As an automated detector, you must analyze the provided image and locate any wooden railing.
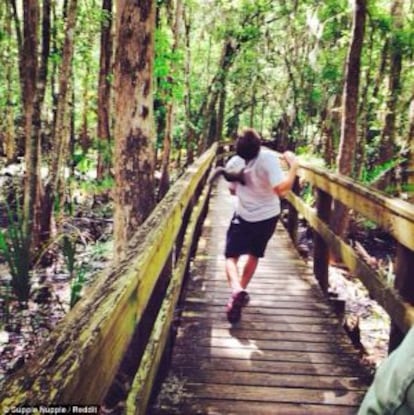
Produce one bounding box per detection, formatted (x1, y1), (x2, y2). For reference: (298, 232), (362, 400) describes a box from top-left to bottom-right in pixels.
(285, 159), (414, 351)
(2, 143), (413, 413)
(0, 144), (217, 414)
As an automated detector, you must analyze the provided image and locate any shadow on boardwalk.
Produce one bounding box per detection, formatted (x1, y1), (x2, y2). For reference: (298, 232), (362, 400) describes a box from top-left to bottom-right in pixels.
(149, 178), (371, 415)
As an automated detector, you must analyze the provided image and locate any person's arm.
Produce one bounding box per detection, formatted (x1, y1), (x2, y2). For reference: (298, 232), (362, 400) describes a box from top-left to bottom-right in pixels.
(273, 151), (299, 197)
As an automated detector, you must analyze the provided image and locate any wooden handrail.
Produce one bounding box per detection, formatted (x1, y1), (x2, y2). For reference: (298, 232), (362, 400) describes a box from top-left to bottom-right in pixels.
(0, 144), (217, 411)
(298, 162), (414, 251)
(285, 159), (414, 350)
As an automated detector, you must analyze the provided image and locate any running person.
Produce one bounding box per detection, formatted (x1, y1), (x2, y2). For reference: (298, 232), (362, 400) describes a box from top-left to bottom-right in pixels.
(224, 127), (299, 323)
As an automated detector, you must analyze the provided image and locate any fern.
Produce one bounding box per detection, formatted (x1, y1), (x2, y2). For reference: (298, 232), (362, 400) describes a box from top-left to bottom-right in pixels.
(0, 203), (31, 303)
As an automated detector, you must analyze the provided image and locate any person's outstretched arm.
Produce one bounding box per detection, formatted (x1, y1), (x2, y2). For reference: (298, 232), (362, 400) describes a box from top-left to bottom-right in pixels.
(273, 151), (299, 197)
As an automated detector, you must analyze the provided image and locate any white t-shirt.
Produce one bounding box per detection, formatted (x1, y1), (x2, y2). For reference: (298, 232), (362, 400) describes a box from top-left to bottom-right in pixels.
(226, 147), (284, 222)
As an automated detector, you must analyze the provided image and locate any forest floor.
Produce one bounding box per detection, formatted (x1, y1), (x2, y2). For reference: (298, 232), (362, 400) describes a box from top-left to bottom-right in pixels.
(0, 192), (393, 392)
(0, 185), (115, 390)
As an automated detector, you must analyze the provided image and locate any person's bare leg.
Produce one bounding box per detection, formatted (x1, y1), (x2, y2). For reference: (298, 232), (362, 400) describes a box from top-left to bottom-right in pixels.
(225, 256), (247, 323)
(240, 254), (259, 289)
(225, 257), (243, 293)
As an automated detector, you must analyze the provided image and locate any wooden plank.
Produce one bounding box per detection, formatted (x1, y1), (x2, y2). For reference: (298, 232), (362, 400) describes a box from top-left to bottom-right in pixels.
(150, 399), (359, 415)
(169, 356), (368, 378)
(175, 326), (350, 344)
(173, 347), (361, 366)
(178, 383), (365, 407)
(183, 301), (334, 317)
(180, 309), (342, 325)
(176, 318), (345, 333)
(176, 369), (367, 391)
(174, 336), (358, 354)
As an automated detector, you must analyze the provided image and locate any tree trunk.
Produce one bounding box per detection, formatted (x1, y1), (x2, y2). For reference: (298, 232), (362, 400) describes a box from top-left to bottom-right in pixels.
(22, 0), (39, 243)
(41, 0), (77, 241)
(356, 21), (375, 178)
(96, 0), (113, 181)
(319, 94), (342, 168)
(113, 0), (156, 261)
(199, 37), (239, 153)
(404, 98), (414, 202)
(31, 0), (51, 249)
(216, 84), (226, 142)
(8, 0), (24, 103)
(331, 0), (366, 244)
(4, 4), (17, 163)
(378, 0), (403, 165)
(49, 0), (77, 214)
(158, 0), (182, 201)
(183, 3), (194, 166)
(249, 85), (256, 128)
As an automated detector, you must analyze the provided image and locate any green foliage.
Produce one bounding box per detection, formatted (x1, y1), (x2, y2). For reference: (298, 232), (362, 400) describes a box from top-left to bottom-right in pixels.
(73, 150), (95, 175)
(368, 3), (392, 33)
(61, 234), (87, 308)
(360, 159), (401, 184)
(79, 176), (115, 196)
(155, 28), (172, 80)
(360, 219), (378, 232)
(70, 266), (86, 308)
(300, 183), (315, 206)
(155, 28), (185, 101)
(62, 235), (76, 279)
(0, 205), (31, 303)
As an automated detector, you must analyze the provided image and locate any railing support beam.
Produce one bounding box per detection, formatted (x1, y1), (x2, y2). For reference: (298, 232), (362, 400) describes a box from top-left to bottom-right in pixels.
(389, 243), (414, 352)
(313, 188), (332, 294)
(286, 178), (300, 244)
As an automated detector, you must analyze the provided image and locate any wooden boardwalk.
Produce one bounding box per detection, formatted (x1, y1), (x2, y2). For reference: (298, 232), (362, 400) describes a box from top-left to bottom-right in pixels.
(149, 178), (371, 415)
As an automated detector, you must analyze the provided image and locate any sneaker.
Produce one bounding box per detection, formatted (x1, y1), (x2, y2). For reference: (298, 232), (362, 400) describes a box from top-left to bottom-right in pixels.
(240, 290), (250, 306)
(226, 290), (249, 324)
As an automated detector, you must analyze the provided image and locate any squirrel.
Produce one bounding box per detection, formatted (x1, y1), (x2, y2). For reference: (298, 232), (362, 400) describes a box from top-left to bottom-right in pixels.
(209, 166), (245, 185)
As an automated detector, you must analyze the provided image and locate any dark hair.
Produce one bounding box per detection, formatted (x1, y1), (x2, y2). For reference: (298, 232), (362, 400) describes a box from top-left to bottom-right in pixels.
(236, 128), (261, 161)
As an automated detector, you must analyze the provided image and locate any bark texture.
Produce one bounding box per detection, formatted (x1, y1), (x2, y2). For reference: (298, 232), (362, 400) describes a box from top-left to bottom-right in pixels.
(331, 0), (366, 242)
(96, 0), (113, 181)
(113, 0), (156, 261)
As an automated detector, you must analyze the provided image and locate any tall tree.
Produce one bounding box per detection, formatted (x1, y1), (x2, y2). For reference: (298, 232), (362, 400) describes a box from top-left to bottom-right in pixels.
(199, 36), (240, 153)
(378, 0), (404, 165)
(113, 0), (156, 261)
(331, 0), (366, 241)
(183, 2), (195, 165)
(405, 97), (414, 202)
(21, 0), (39, 243)
(41, 0), (78, 242)
(30, 0), (51, 249)
(158, 0), (183, 200)
(2, 2), (18, 163)
(96, 0), (113, 181)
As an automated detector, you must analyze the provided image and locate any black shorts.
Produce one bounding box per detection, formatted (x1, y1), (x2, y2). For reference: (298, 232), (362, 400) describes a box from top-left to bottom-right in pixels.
(225, 214), (279, 258)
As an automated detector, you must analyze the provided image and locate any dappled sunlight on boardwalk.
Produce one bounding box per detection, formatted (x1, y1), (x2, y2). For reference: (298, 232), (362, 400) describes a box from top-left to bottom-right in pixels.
(149, 178), (371, 415)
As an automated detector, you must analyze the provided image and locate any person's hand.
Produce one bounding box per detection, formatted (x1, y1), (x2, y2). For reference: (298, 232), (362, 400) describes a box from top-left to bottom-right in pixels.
(283, 151), (299, 169)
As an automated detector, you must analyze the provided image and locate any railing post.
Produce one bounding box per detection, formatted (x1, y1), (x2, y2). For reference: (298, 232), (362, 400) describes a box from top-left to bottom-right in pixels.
(216, 142), (224, 166)
(313, 188), (332, 294)
(389, 243), (414, 352)
(286, 177), (300, 244)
